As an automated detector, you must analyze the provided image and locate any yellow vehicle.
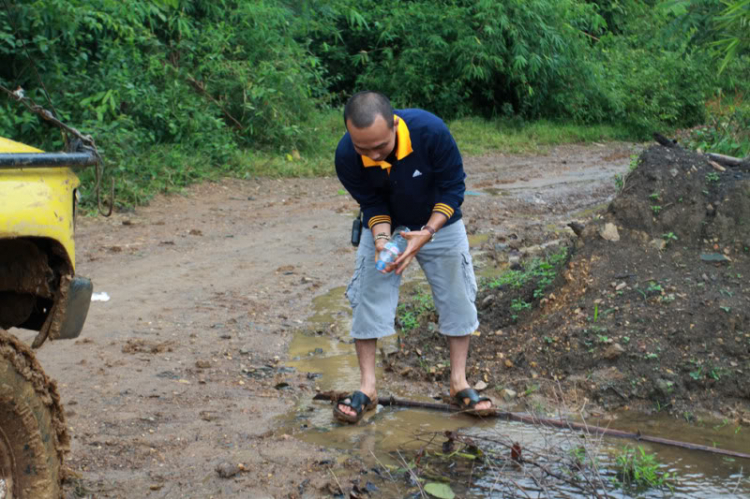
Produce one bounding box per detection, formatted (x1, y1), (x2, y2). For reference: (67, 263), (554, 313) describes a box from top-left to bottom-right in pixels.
(0, 136), (96, 498)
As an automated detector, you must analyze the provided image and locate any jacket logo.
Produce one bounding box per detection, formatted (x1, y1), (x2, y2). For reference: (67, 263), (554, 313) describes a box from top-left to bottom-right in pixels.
(412, 169), (422, 178)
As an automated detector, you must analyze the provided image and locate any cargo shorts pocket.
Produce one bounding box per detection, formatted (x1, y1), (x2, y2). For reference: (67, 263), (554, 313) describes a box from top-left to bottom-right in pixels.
(346, 255), (365, 308)
(461, 252), (478, 303)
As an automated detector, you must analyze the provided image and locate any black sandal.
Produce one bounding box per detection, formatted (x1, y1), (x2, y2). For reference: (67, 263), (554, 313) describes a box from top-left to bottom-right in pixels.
(452, 388), (495, 417)
(333, 391), (378, 424)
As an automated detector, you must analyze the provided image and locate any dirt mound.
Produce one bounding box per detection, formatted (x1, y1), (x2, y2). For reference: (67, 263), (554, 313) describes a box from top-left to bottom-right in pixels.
(392, 145), (750, 420)
(609, 145), (750, 248)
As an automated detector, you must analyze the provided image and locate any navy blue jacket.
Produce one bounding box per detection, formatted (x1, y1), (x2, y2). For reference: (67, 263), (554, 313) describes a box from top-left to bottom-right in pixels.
(335, 108), (466, 231)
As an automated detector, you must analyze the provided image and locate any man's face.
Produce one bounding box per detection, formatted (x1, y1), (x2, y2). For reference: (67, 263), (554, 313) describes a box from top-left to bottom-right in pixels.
(346, 115), (397, 162)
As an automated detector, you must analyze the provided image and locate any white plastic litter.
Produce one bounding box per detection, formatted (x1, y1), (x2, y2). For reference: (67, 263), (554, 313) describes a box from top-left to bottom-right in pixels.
(91, 292), (110, 302)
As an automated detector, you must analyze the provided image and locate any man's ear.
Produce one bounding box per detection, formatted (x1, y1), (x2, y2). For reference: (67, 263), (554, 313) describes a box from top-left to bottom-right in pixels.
(393, 116), (399, 129)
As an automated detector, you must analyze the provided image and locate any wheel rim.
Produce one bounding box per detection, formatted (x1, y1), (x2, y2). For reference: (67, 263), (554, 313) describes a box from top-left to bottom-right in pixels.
(0, 426), (14, 499)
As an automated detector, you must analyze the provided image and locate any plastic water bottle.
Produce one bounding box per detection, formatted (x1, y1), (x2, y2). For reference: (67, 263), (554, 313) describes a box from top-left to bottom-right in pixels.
(376, 227), (409, 271)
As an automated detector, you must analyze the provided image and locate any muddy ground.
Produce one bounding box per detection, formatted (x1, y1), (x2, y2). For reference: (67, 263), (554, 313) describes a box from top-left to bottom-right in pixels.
(396, 145), (750, 421)
(12, 142), (715, 498)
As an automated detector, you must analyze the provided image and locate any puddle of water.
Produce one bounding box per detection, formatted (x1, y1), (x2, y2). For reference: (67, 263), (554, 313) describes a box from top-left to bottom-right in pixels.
(569, 201), (610, 220)
(483, 187), (510, 196)
(466, 415), (750, 498)
(305, 285), (350, 325)
(468, 233), (489, 248)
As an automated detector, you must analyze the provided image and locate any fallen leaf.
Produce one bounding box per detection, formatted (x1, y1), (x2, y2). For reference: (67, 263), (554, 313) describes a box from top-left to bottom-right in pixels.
(424, 482), (455, 499)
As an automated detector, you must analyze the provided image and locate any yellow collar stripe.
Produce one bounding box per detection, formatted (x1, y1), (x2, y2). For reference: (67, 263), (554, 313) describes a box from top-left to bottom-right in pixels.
(361, 115), (413, 169)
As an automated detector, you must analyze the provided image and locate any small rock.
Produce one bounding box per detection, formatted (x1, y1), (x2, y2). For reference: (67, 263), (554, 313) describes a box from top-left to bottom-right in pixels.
(706, 203), (715, 215)
(508, 253), (521, 269)
(216, 461), (241, 478)
(603, 343), (626, 360)
(481, 294), (495, 306)
(669, 168), (679, 178)
(500, 388), (517, 401)
(600, 223), (620, 242)
(195, 360), (211, 369)
(200, 411), (218, 422)
(522, 244), (543, 256)
(700, 253), (731, 263)
(474, 380), (488, 391)
(650, 239), (667, 251)
(615, 282), (627, 291)
(708, 160), (726, 172)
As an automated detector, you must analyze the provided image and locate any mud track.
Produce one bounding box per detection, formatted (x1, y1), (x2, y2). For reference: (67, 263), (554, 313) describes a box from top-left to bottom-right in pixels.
(15, 143), (634, 498)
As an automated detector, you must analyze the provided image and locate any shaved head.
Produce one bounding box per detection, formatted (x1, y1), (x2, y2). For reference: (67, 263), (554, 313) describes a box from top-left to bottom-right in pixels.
(343, 91), (394, 130)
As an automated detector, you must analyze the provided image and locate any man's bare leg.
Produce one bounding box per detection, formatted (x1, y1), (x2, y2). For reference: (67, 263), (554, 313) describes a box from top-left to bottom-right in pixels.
(448, 335), (492, 410)
(337, 338), (378, 417)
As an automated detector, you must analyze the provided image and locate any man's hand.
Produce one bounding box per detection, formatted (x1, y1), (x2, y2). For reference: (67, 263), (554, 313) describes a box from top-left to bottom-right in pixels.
(372, 228), (396, 274)
(392, 229), (432, 275)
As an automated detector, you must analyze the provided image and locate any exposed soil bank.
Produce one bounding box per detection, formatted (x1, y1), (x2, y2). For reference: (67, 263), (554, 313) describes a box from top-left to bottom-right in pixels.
(395, 145), (750, 425)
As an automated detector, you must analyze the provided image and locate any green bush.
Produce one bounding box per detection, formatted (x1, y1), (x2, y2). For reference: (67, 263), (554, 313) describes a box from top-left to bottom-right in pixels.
(302, 0), (608, 121)
(594, 38), (713, 136)
(1, 0), (749, 209)
(0, 0), (329, 206)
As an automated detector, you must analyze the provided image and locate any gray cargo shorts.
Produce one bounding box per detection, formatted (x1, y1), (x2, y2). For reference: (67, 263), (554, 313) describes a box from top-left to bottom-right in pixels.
(345, 219), (479, 339)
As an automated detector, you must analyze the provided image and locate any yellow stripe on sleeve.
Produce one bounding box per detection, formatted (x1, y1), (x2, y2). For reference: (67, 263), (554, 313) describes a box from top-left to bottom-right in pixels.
(433, 203), (454, 218)
(368, 215), (392, 228)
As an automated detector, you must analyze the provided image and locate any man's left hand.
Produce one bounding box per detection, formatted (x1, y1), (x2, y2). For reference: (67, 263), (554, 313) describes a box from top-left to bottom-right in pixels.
(393, 229), (432, 275)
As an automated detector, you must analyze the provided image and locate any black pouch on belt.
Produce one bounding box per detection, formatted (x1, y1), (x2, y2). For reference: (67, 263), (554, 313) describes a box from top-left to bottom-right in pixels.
(351, 209), (363, 247)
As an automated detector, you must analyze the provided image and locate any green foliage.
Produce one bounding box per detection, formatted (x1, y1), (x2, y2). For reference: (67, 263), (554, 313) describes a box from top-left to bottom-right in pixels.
(0, 0), (327, 207)
(302, 0), (609, 120)
(487, 247), (568, 293)
(612, 446), (675, 492)
(1, 0), (748, 209)
(397, 285), (435, 333)
(712, 0), (750, 71)
(448, 118), (631, 156)
(706, 171), (721, 183)
(594, 37), (712, 136)
(688, 91), (750, 158)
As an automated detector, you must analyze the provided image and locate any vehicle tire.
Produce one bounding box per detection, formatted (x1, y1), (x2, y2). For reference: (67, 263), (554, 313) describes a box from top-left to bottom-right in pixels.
(0, 329), (69, 498)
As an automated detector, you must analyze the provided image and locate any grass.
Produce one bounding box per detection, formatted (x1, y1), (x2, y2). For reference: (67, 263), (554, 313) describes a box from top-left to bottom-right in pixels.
(612, 446), (674, 492)
(484, 247), (568, 294)
(447, 117), (632, 156)
(396, 285), (435, 333)
(79, 110), (637, 210)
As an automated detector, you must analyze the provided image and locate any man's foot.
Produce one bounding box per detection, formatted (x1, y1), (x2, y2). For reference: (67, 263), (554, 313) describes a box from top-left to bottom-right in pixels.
(450, 385), (494, 416)
(333, 390), (378, 424)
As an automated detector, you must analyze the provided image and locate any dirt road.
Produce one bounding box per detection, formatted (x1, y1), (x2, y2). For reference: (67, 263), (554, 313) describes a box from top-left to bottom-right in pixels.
(20, 144), (634, 498)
